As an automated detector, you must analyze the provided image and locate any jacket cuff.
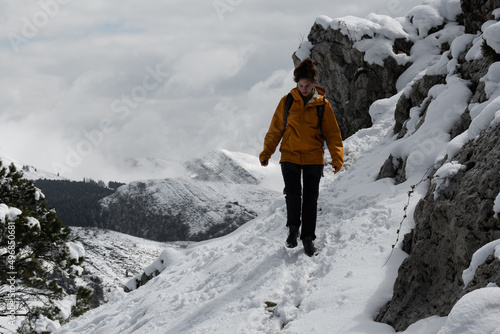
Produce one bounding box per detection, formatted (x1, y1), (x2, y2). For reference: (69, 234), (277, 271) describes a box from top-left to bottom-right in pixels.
(259, 152), (270, 162)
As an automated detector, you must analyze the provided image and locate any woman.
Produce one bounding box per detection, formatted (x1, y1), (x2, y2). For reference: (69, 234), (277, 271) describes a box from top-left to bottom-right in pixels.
(259, 58), (343, 256)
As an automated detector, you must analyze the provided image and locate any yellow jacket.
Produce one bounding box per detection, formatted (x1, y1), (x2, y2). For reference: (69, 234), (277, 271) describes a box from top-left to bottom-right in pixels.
(260, 86), (343, 170)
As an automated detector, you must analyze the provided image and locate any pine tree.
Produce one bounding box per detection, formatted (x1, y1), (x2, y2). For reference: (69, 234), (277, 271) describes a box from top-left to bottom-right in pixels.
(0, 160), (91, 333)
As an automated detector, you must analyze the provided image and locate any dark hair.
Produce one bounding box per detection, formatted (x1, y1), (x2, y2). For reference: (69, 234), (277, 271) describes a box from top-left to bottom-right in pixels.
(293, 58), (317, 83)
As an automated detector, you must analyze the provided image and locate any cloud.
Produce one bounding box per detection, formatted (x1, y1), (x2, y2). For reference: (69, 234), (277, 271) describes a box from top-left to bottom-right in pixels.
(166, 46), (253, 92)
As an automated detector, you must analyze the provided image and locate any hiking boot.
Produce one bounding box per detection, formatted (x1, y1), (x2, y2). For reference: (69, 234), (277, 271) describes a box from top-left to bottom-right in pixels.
(286, 227), (300, 248)
(302, 237), (317, 257)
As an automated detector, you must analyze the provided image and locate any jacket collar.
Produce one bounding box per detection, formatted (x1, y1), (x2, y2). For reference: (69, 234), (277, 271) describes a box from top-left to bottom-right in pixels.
(291, 86), (326, 105)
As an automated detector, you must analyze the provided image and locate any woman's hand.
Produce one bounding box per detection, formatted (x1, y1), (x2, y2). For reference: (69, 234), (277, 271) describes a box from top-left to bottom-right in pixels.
(260, 159), (269, 167)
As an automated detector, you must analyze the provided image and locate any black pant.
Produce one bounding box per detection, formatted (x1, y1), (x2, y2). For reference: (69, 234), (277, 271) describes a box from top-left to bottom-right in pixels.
(281, 162), (323, 240)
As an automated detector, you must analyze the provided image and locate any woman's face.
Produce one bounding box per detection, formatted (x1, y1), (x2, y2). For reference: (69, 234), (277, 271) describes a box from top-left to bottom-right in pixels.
(297, 79), (314, 96)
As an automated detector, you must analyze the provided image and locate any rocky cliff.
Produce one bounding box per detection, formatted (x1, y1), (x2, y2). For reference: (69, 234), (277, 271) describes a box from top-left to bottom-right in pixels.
(296, 0), (500, 331)
(294, 14), (412, 139)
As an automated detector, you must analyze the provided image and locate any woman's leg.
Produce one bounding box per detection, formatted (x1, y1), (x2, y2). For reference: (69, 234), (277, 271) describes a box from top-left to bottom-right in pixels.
(301, 164), (323, 240)
(281, 162), (302, 229)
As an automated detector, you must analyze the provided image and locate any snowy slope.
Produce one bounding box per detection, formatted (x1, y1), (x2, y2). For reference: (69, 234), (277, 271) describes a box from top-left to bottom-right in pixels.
(53, 2), (500, 333)
(71, 227), (192, 304)
(0, 155), (65, 181)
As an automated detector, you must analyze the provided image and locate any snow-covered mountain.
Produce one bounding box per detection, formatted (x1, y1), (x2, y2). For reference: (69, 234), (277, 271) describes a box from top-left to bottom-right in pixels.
(99, 176), (279, 241)
(94, 150), (280, 241)
(185, 149), (272, 185)
(52, 1), (500, 333)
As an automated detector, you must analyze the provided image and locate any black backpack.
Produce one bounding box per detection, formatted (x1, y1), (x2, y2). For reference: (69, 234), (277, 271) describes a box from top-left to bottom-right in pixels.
(283, 93), (326, 139)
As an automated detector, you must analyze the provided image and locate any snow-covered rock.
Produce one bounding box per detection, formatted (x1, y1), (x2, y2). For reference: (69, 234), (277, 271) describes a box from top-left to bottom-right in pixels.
(296, 11), (412, 140)
(437, 287), (500, 334)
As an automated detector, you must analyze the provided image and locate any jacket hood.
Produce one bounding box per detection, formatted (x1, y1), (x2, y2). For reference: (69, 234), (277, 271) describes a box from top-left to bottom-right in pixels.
(314, 85), (326, 97)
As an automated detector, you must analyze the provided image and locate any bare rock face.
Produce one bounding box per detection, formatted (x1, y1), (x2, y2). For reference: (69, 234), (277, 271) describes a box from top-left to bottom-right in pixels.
(295, 23), (411, 139)
(461, 0), (500, 33)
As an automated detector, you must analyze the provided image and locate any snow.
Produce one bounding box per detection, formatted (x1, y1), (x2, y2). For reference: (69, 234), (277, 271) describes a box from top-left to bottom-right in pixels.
(446, 80), (500, 158)
(34, 188), (45, 201)
(465, 34), (485, 61)
(482, 61), (500, 99)
(294, 41), (313, 61)
(0, 203), (22, 223)
(314, 14), (410, 66)
(316, 14), (408, 42)
(407, 4), (446, 38)
(35, 315), (61, 333)
(66, 241), (85, 260)
(432, 161), (465, 199)
(495, 9), (500, 20)
(391, 75), (472, 179)
(397, 21), (464, 90)
(436, 287), (500, 334)
(0, 155), (66, 181)
(483, 22), (500, 54)
(407, 0), (462, 37)
(495, 193), (500, 219)
(26, 217), (41, 229)
(301, 1), (464, 76)
(55, 295), (77, 321)
(125, 248), (181, 292)
(184, 150), (283, 193)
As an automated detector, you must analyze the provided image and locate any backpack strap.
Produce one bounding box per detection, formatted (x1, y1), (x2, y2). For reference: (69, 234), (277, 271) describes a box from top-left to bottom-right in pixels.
(317, 98), (325, 140)
(283, 93), (294, 132)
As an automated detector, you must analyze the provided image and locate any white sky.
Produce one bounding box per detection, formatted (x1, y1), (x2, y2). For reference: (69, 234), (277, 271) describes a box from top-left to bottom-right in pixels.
(0, 0), (422, 182)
